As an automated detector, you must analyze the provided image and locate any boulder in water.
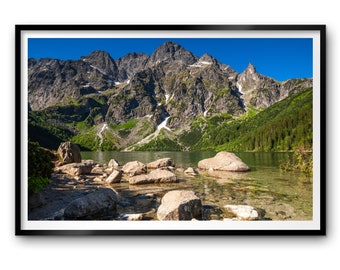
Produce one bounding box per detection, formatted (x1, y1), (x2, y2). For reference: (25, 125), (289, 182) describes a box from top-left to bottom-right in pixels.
(198, 151), (250, 172)
(147, 158), (175, 169)
(157, 190), (202, 220)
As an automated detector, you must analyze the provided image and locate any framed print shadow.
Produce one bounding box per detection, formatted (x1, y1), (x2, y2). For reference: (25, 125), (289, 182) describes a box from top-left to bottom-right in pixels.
(15, 24), (326, 235)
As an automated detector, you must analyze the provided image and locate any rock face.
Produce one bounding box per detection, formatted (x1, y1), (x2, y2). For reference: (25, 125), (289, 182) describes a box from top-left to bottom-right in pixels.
(147, 158), (175, 169)
(64, 188), (118, 219)
(57, 142), (81, 164)
(198, 151), (250, 172)
(157, 190), (202, 220)
(237, 63), (313, 109)
(116, 52), (149, 81)
(121, 161), (147, 176)
(129, 169), (178, 185)
(28, 57), (115, 111)
(224, 205), (259, 220)
(82, 50), (118, 78)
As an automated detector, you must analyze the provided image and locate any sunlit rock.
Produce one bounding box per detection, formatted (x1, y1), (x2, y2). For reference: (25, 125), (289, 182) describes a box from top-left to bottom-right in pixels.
(157, 190), (202, 220)
(147, 158), (175, 169)
(198, 151), (250, 172)
(122, 161), (147, 176)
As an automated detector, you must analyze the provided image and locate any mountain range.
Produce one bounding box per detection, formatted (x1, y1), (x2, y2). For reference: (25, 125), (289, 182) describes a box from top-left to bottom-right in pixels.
(28, 41), (313, 151)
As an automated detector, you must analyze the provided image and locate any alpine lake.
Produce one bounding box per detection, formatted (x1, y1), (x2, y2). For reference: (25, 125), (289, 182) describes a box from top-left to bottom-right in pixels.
(81, 151), (313, 221)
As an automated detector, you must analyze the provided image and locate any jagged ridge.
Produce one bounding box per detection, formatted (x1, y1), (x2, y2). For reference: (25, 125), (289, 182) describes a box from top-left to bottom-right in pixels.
(28, 41), (313, 151)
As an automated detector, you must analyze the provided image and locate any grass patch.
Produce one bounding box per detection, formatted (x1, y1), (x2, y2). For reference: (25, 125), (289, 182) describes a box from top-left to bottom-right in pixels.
(111, 119), (138, 130)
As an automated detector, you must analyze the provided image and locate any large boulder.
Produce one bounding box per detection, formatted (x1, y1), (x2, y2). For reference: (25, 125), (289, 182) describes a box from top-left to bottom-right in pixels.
(64, 188), (118, 219)
(121, 161), (147, 176)
(57, 161), (94, 176)
(129, 169), (178, 185)
(157, 190), (202, 220)
(147, 158), (175, 169)
(224, 205), (259, 220)
(198, 151), (250, 172)
(57, 142), (81, 164)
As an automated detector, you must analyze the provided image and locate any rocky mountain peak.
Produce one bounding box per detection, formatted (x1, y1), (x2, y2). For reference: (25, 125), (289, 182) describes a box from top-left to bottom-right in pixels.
(243, 62), (257, 74)
(83, 50), (112, 61)
(198, 53), (230, 71)
(149, 41), (198, 66)
(199, 53), (216, 64)
(81, 50), (118, 77)
(118, 52), (148, 61)
(28, 42), (312, 127)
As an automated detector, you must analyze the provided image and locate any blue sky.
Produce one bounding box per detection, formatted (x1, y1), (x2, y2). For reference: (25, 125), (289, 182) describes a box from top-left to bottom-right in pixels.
(28, 38), (312, 81)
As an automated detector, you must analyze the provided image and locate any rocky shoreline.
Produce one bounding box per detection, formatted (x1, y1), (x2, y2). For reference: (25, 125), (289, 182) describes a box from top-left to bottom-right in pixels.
(28, 142), (263, 221)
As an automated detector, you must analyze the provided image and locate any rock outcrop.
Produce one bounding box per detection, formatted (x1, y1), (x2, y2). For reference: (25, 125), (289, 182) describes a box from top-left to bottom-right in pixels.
(157, 190), (202, 220)
(198, 151), (250, 172)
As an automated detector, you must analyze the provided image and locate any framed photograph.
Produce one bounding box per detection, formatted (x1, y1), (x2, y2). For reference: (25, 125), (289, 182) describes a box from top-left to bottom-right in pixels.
(15, 24), (326, 235)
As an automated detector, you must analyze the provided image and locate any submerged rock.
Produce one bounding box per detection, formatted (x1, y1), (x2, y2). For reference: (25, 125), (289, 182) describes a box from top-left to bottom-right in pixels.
(157, 190), (202, 220)
(198, 151), (250, 172)
(224, 205), (259, 220)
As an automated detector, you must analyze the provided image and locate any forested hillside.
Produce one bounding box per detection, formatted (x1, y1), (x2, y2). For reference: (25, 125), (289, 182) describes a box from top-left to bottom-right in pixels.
(179, 88), (313, 152)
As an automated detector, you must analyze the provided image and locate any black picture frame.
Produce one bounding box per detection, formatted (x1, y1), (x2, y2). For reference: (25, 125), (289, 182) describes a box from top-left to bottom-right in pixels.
(15, 24), (326, 236)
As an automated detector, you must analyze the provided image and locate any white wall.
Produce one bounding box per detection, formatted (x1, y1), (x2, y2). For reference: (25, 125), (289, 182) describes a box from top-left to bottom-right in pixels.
(1, 1), (337, 269)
